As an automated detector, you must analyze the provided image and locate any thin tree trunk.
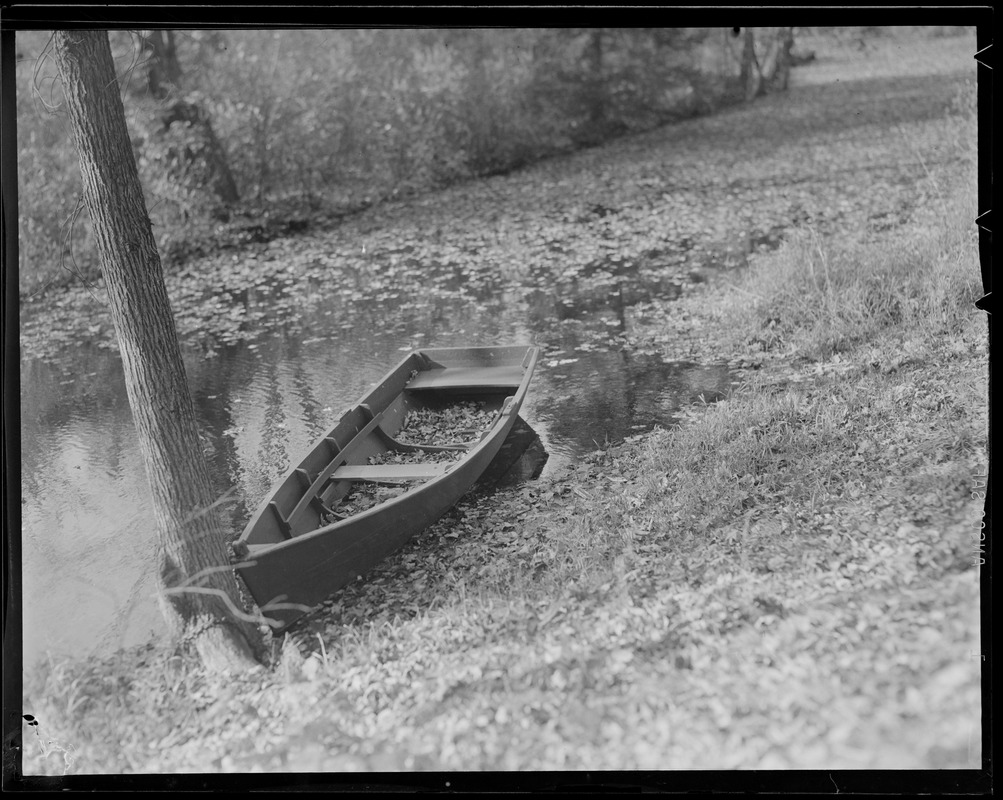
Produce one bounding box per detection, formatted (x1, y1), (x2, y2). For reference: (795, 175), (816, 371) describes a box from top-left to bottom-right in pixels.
(144, 29), (182, 99)
(755, 27), (796, 94)
(587, 29), (606, 126)
(760, 30), (782, 85)
(52, 30), (263, 671)
(162, 31), (182, 84)
(740, 28), (763, 102)
(772, 27), (795, 91)
(464, 30), (494, 171)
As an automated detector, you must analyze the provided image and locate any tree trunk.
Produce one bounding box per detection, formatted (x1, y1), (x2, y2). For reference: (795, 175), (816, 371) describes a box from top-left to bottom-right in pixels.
(144, 30), (182, 99)
(760, 31), (782, 86)
(463, 30), (495, 172)
(52, 30), (263, 671)
(749, 27), (797, 95)
(586, 29), (606, 126)
(771, 27), (795, 91)
(740, 28), (762, 102)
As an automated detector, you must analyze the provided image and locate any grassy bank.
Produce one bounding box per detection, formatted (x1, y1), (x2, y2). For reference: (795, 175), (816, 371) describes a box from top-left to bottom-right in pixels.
(21, 154), (985, 774)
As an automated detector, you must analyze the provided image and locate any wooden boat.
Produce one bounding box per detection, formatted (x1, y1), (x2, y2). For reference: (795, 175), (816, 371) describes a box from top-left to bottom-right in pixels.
(233, 345), (540, 630)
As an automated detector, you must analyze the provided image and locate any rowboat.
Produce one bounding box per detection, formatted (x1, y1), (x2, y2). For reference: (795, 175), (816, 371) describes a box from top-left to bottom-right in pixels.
(233, 345), (540, 630)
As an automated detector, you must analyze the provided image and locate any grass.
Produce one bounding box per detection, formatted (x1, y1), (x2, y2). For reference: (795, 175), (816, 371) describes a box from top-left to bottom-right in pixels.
(726, 178), (979, 363)
(720, 63), (978, 364)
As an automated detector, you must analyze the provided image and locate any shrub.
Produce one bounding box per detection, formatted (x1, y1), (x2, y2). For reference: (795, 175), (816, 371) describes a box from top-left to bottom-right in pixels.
(16, 32), (99, 294)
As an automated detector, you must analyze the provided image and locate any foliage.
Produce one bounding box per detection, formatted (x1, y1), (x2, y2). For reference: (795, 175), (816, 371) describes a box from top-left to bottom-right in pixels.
(15, 31), (97, 295)
(125, 96), (231, 242)
(17, 26), (813, 295)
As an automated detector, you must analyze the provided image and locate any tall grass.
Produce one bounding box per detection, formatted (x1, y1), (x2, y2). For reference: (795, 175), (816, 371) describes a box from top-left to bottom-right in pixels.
(732, 186), (978, 360)
(728, 75), (978, 361)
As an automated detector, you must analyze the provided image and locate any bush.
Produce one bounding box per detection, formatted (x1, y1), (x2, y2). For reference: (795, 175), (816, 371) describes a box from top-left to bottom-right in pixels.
(16, 32), (99, 295)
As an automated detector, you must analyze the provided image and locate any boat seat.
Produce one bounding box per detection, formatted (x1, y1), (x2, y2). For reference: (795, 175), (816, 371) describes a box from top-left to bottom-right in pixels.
(406, 365), (524, 391)
(331, 463), (452, 482)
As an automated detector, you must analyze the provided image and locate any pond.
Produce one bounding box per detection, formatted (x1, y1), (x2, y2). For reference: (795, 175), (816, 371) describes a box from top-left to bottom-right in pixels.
(20, 238), (737, 669)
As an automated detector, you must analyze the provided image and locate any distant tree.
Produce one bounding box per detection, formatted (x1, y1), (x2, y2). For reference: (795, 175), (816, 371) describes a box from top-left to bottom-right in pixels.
(529, 28), (728, 139)
(585, 29), (607, 127)
(154, 97), (240, 207)
(766, 27), (795, 91)
(129, 29), (240, 209)
(525, 28), (616, 143)
(739, 28), (761, 101)
(140, 29), (182, 99)
(738, 27), (796, 101)
(52, 29), (263, 671)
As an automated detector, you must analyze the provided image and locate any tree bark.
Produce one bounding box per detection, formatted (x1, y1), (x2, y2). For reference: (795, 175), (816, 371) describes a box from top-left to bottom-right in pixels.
(52, 30), (263, 671)
(760, 31), (781, 86)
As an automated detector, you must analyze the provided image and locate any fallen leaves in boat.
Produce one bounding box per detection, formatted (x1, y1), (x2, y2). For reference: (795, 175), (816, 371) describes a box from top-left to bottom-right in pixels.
(397, 401), (497, 447)
(319, 401), (497, 523)
(368, 448), (461, 466)
(327, 483), (409, 520)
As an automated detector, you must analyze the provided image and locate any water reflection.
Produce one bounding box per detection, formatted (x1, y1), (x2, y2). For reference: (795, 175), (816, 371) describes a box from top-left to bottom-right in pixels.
(20, 368), (163, 662)
(478, 417), (549, 490)
(525, 351), (731, 470)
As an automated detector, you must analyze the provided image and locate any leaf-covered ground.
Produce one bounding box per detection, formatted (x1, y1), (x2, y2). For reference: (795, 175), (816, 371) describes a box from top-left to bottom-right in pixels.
(20, 33), (984, 777)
